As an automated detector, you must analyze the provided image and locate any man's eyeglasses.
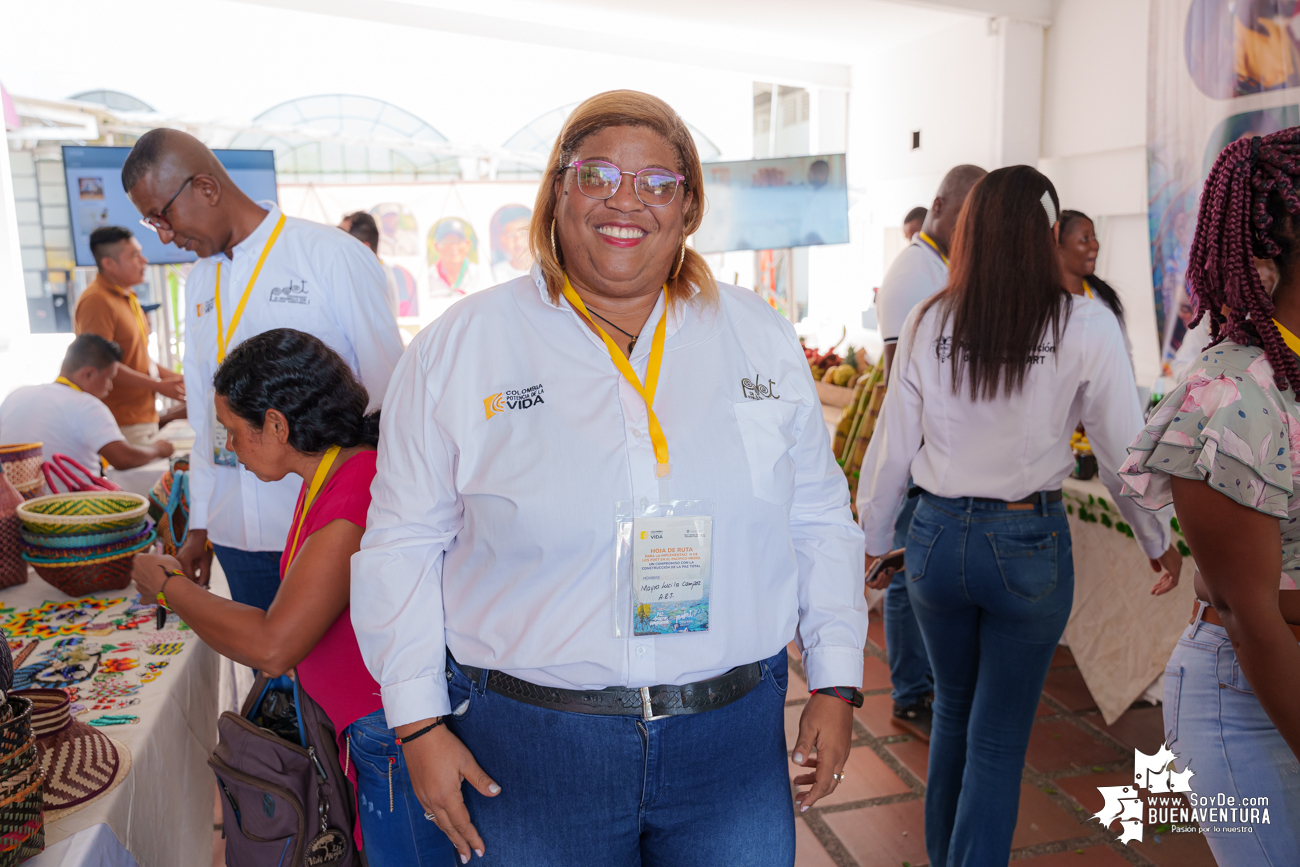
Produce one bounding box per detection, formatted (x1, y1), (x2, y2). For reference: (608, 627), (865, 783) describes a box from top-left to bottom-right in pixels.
(563, 160), (686, 208)
(138, 176), (195, 234)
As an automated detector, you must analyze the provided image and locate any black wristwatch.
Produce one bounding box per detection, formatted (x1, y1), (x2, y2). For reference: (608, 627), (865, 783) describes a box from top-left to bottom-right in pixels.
(815, 687), (864, 708)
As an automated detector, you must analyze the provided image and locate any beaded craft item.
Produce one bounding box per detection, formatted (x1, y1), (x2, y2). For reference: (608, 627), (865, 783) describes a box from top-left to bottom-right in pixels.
(145, 643), (183, 656)
(2, 598), (125, 638)
(138, 661), (168, 683)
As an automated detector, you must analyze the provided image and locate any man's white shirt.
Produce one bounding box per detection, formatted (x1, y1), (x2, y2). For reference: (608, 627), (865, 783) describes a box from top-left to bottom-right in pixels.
(875, 237), (948, 344)
(182, 203), (403, 551)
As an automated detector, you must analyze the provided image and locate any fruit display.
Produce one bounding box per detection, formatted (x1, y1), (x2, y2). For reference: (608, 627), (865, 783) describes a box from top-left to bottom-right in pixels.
(803, 328), (849, 382)
(828, 360), (887, 516)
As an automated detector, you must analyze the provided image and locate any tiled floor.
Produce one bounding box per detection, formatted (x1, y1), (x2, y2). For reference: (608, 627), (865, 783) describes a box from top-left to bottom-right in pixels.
(790, 613), (1218, 867)
(211, 615), (1219, 867)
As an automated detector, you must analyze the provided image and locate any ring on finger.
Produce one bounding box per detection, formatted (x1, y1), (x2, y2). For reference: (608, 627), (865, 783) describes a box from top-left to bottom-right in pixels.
(832, 772), (846, 783)
(424, 811), (439, 824)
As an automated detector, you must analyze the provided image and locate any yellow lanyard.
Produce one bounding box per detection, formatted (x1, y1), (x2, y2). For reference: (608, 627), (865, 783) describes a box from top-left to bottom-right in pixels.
(918, 231), (949, 266)
(1082, 278), (1094, 299)
(1274, 319), (1300, 357)
(126, 290), (149, 341)
(561, 273), (671, 479)
(285, 445), (341, 568)
(215, 214), (287, 364)
(54, 376), (82, 392)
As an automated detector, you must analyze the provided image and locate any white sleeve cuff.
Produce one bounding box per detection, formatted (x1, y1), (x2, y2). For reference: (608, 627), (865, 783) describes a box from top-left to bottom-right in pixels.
(381, 674), (452, 729)
(801, 645), (866, 692)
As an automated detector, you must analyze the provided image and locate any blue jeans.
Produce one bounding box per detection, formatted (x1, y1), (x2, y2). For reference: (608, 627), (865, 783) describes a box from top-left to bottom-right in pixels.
(905, 493), (1073, 867)
(446, 649), (794, 866)
(1164, 614), (1300, 865)
(212, 545), (283, 611)
(888, 492), (933, 707)
(346, 709), (458, 866)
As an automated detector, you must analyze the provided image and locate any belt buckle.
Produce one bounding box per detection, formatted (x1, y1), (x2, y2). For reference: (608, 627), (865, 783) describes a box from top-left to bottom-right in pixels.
(639, 686), (672, 721)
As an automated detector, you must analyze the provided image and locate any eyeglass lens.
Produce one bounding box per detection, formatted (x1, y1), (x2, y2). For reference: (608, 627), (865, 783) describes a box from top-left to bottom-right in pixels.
(575, 161), (679, 207)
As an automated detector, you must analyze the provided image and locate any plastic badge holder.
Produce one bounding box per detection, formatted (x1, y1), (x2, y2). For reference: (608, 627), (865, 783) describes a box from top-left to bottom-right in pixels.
(614, 498), (714, 638)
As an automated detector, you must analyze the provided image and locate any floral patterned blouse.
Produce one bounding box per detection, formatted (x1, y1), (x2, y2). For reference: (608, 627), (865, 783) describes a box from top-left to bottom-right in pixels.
(1119, 341), (1300, 583)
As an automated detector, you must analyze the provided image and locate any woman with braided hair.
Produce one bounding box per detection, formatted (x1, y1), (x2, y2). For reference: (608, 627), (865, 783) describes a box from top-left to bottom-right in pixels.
(1121, 128), (1300, 860)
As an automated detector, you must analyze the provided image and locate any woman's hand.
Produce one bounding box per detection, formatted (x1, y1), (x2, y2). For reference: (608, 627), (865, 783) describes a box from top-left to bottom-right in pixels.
(791, 691), (854, 811)
(176, 528), (212, 586)
(1148, 544), (1183, 596)
(398, 720), (501, 863)
(865, 551), (898, 591)
(132, 553), (186, 597)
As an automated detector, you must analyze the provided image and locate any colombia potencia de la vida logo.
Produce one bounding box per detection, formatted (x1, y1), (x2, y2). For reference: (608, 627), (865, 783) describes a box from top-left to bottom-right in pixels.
(484, 384), (546, 420)
(1095, 741), (1272, 843)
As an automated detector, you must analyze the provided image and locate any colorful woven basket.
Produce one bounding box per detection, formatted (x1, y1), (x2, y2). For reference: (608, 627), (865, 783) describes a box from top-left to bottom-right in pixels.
(0, 739), (34, 783)
(21, 526), (154, 564)
(0, 762), (44, 865)
(28, 553), (136, 597)
(16, 492), (149, 537)
(19, 519), (148, 550)
(12, 481), (43, 502)
(0, 699), (31, 761)
(0, 446), (42, 494)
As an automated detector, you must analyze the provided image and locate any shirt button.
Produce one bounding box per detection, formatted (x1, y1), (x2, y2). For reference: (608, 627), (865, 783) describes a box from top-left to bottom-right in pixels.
(636, 646), (646, 656)
(633, 429), (643, 438)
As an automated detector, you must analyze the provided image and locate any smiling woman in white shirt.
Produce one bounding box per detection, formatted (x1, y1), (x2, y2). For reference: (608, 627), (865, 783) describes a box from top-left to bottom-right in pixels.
(856, 166), (1181, 867)
(350, 90), (868, 866)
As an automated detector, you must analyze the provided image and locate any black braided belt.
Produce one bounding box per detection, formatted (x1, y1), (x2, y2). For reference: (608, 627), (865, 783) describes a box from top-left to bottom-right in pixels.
(452, 659), (764, 721)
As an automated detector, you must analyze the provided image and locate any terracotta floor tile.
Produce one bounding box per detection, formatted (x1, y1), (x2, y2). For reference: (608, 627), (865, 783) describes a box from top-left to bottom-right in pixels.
(868, 617), (887, 653)
(788, 668), (809, 700)
(863, 655), (893, 692)
(1051, 645), (1076, 668)
(787, 640), (802, 662)
(886, 738), (929, 783)
(1037, 701), (1057, 717)
(789, 745), (910, 806)
(855, 693), (901, 738)
(1128, 829), (1218, 867)
(1053, 771), (1132, 816)
(1043, 667), (1099, 712)
(1083, 705), (1166, 755)
(823, 799), (929, 867)
(794, 817), (837, 867)
(1012, 782), (1089, 848)
(1026, 721), (1125, 773)
(1014, 845), (1130, 866)
(785, 703), (805, 752)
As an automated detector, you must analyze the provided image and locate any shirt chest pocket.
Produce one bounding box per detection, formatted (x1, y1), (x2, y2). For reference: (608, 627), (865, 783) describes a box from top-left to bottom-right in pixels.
(732, 401), (799, 504)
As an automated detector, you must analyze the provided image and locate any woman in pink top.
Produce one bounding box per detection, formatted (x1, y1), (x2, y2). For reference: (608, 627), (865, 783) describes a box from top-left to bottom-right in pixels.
(133, 328), (454, 866)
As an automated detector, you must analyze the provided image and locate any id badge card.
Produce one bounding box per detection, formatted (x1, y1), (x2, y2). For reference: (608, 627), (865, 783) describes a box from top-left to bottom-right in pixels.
(615, 499), (714, 637)
(212, 398), (237, 468)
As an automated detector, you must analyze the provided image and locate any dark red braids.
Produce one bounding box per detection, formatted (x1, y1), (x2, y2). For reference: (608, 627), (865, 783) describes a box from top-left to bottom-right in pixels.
(1186, 127), (1300, 390)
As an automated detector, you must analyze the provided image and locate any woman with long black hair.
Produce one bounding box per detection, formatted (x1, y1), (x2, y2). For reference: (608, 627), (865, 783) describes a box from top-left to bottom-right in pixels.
(857, 166), (1181, 866)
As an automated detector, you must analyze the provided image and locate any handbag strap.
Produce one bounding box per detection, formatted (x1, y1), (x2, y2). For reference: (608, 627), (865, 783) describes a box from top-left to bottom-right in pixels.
(164, 469), (189, 548)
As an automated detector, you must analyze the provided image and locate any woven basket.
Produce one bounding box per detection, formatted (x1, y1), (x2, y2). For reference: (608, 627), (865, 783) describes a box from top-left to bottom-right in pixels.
(0, 446), (42, 494)
(16, 492), (149, 537)
(29, 553), (136, 597)
(13, 481), (43, 502)
(19, 520), (147, 550)
(21, 526), (154, 564)
(0, 739), (34, 783)
(0, 762), (44, 864)
(0, 700), (31, 761)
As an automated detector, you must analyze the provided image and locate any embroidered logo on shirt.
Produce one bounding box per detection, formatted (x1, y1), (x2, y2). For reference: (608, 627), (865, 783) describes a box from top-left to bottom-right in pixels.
(741, 375), (781, 400)
(195, 298), (214, 318)
(483, 384), (546, 420)
(269, 280), (309, 304)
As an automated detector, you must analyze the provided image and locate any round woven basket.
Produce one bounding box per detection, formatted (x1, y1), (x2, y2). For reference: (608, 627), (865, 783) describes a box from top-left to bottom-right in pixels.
(19, 520), (148, 550)
(13, 480), (43, 502)
(29, 552), (136, 597)
(0, 445), (42, 494)
(21, 526), (154, 563)
(0, 738), (35, 782)
(16, 492), (149, 537)
(0, 699), (32, 760)
(0, 761), (44, 861)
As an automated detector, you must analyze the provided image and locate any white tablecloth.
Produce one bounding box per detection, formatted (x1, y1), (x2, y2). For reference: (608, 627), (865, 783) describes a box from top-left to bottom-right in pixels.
(1, 568), (222, 867)
(1060, 476), (1196, 724)
(24, 823), (139, 867)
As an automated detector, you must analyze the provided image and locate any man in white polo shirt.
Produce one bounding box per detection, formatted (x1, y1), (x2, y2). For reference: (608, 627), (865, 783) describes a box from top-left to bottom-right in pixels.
(122, 129), (403, 610)
(869, 164), (985, 740)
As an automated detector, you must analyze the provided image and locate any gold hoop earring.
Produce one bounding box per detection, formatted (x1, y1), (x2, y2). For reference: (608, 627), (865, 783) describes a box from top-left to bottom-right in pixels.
(670, 238), (686, 281)
(550, 218), (561, 264)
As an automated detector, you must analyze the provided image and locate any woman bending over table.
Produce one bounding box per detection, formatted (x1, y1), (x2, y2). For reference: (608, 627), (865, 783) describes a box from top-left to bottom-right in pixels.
(132, 328), (454, 866)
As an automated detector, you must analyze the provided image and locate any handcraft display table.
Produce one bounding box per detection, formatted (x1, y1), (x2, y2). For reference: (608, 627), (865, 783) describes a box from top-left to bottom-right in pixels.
(1, 568), (220, 867)
(1060, 476), (1197, 724)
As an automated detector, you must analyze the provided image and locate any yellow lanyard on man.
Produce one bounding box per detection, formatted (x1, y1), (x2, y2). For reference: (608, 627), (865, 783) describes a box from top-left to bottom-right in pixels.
(285, 444), (341, 568)
(561, 274), (671, 485)
(1082, 278), (1094, 300)
(214, 214), (287, 364)
(116, 285), (150, 342)
(1275, 319), (1300, 357)
(918, 231), (949, 266)
(54, 376), (82, 392)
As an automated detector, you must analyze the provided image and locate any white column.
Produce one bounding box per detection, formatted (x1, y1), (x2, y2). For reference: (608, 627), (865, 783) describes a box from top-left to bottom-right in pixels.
(0, 142), (28, 352)
(992, 16), (1046, 168)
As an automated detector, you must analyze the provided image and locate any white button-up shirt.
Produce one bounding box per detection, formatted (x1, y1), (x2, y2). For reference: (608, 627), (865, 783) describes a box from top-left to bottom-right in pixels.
(183, 204), (404, 551)
(352, 271), (868, 727)
(857, 295), (1171, 560)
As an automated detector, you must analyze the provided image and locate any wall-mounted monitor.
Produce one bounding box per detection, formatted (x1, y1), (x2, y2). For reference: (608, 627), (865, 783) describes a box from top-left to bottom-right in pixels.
(693, 153), (849, 254)
(62, 146), (278, 267)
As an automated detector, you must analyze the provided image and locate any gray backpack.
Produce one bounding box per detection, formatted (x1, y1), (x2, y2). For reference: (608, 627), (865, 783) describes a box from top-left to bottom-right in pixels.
(209, 673), (364, 867)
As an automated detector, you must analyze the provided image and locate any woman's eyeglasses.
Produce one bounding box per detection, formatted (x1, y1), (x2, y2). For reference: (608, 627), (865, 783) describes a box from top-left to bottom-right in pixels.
(564, 160), (686, 208)
(138, 176), (195, 234)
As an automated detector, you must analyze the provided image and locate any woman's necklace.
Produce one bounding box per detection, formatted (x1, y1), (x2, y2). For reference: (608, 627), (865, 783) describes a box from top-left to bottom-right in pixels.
(586, 307), (639, 354)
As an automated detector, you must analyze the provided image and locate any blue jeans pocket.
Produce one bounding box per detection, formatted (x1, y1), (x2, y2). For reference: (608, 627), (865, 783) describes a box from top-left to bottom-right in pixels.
(987, 530), (1059, 602)
(905, 509), (944, 582)
(762, 652), (789, 698)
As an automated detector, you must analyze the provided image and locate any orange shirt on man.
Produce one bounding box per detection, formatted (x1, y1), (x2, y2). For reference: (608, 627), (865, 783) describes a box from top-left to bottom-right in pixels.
(74, 276), (157, 426)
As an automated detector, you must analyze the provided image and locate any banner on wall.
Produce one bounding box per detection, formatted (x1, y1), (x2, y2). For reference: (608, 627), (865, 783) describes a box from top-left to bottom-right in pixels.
(278, 182), (540, 328)
(1149, 0), (1300, 375)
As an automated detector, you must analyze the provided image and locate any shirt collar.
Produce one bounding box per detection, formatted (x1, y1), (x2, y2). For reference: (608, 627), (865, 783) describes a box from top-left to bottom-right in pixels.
(535, 264), (688, 352)
(218, 201), (282, 263)
(90, 274), (129, 298)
